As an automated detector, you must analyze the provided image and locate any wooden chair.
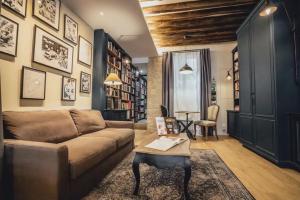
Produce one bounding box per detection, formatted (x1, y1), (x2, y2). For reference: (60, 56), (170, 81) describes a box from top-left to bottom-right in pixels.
(160, 105), (185, 132)
(194, 105), (220, 140)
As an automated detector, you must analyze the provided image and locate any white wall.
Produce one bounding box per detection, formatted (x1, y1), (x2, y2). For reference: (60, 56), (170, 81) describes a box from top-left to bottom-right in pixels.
(156, 42), (236, 135)
(0, 0), (94, 111)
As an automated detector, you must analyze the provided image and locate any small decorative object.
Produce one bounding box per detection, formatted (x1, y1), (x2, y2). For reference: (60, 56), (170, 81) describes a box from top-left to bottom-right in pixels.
(78, 36), (92, 66)
(62, 76), (76, 101)
(80, 72), (91, 93)
(33, 0), (61, 30)
(155, 117), (168, 136)
(64, 15), (78, 45)
(0, 15), (19, 56)
(2, 0), (27, 17)
(33, 26), (73, 74)
(21, 66), (46, 100)
(211, 78), (217, 104)
(104, 72), (122, 86)
(164, 117), (177, 134)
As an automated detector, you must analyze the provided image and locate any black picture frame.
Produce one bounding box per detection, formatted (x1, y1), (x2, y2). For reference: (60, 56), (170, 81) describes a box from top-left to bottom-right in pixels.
(64, 14), (78, 45)
(20, 66), (46, 100)
(2, 0), (27, 17)
(32, 0), (61, 31)
(78, 36), (92, 67)
(61, 76), (76, 101)
(32, 25), (74, 74)
(164, 117), (177, 134)
(0, 15), (19, 57)
(80, 71), (91, 94)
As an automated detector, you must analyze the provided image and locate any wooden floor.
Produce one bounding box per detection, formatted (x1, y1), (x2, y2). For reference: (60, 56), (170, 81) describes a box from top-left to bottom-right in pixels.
(135, 130), (300, 200)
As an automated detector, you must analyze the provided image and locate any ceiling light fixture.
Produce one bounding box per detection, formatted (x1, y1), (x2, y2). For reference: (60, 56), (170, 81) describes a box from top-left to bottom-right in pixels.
(259, 0), (277, 16)
(99, 11), (104, 16)
(179, 36), (193, 75)
(226, 71), (232, 81)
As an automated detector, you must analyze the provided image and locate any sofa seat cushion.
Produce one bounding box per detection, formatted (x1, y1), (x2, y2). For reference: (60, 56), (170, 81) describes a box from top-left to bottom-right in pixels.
(83, 128), (134, 148)
(61, 137), (117, 179)
(3, 110), (78, 143)
(70, 109), (106, 135)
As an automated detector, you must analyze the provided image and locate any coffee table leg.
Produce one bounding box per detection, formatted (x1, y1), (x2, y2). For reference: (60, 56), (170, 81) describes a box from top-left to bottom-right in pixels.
(132, 158), (140, 195)
(184, 159), (191, 200)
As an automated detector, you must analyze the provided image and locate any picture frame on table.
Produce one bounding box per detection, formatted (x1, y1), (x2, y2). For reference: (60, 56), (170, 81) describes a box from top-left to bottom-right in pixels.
(156, 117), (168, 136)
(33, 0), (61, 30)
(0, 15), (19, 57)
(33, 26), (74, 74)
(21, 66), (46, 100)
(2, 0), (28, 17)
(164, 117), (178, 134)
(64, 14), (78, 45)
(62, 76), (76, 101)
(80, 72), (91, 94)
(78, 36), (92, 67)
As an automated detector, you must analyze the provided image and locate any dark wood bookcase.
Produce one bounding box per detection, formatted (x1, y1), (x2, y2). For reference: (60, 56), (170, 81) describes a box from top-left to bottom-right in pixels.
(92, 30), (136, 121)
(232, 46), (240, 111)
(135, 75), (147, 121)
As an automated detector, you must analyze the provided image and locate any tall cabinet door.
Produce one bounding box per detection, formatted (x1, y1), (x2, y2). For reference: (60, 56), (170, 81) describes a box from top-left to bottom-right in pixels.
(251, 14), (276, 157)
(238, 22), (253, 145)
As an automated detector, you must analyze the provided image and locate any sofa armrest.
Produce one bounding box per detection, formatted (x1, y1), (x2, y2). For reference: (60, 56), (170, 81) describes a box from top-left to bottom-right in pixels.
(4, 139), (69, 200)
(105, 120), (134, 129)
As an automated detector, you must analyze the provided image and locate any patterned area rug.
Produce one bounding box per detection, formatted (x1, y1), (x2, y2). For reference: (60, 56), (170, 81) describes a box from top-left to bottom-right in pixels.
(83, 149), (255, 200)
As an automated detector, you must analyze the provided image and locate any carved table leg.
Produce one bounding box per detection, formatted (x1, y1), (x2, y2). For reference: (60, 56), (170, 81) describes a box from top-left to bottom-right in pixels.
(184, 159), (191, 200)
(132, 156), (140, 195)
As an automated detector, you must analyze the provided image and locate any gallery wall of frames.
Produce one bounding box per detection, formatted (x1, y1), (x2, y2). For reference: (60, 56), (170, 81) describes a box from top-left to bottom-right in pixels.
(0, 0), (94, 111)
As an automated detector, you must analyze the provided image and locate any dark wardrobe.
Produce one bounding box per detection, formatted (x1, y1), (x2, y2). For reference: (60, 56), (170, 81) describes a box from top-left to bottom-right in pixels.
(237, 0), (300, 170)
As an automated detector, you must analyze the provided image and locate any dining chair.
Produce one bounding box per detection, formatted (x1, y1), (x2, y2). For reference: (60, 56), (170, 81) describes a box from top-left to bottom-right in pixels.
(194, 105), (220, 140)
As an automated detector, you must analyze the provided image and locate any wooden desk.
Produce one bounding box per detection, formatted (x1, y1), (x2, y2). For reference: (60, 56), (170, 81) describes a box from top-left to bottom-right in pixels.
(175, 111), (201, 140)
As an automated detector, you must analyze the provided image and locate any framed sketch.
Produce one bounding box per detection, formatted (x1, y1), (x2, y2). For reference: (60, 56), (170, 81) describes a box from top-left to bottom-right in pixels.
(64, 15), (78, 45)
(21, 66), (46, 100)
(33, 0), (60, 30)
(164, 117), (178, 134)
(78, 36), (92, 67)
(156, 117), (168, 136)
(2, 0), (27, 17)
(80, 72), (91, 93)
(62, 76), (76, 101)
(0, 15), (19, 56)
(33, 26), (73, 74)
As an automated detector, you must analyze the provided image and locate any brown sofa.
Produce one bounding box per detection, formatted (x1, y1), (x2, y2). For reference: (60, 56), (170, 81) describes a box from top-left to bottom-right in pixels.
(2, 109), (135, 200)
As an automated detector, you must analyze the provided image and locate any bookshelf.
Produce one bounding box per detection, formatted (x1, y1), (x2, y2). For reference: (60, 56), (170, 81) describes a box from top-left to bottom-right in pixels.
(232, 46), (239, 111)
(92, 30), (136, 121)
(135, 75), (147, 121)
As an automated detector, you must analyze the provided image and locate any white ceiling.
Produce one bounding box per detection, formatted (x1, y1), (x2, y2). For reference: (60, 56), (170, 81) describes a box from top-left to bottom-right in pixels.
(62, 0), (158, 58)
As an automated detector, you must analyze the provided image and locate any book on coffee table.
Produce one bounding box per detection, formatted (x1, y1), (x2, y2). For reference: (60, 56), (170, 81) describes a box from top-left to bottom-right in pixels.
(145, 136), (187, 151)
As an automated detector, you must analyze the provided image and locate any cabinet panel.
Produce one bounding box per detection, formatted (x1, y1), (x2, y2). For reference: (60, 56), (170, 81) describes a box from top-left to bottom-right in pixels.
(251, 15), (274, 117)
(254, 118), (276, 156)
(227, 111), (235, 136)
(238, 23), (252, 116)
(239, 115), (253, 145)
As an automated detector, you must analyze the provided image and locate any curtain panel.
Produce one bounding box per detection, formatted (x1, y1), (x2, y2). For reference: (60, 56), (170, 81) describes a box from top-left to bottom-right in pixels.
(200, 49), (212, 120)
(162, 52), (174, 116)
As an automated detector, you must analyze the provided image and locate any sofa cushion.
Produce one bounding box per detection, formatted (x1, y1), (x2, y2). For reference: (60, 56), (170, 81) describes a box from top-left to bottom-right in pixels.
(82, 128), (134, 148)
(61, 137), (117, 179)
(70, 109), (106, 135)
(3, 110), (78, 143)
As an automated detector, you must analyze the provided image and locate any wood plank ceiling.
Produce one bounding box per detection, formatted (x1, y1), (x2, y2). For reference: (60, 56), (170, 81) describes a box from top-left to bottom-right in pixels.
(139, 0), (259, 47)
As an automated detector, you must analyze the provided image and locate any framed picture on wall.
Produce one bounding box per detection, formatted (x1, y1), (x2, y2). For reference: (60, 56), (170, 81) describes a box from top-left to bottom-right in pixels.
(33, 0), (61, 30)
(64, 14), (78, 45)
(2, 0), (28, 17)
(78, 36), (92, 67)
(80, 72), (91, 93)
(21, 66), (46, 100)
(33, 26), (73, 74)
(62, 76), (76, 101)
(0, 15), (19, 56)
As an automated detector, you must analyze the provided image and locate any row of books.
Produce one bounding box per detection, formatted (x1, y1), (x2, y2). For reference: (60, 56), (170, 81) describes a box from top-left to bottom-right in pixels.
(121, 102), (134, 110)
(107, 55), (121, 69)
(121, 84), (134, 93)
(107, 41), (122, 58)
(106, 87), (119, 97)
(107, 98), (121, 110)
(107, 66), (120, 77)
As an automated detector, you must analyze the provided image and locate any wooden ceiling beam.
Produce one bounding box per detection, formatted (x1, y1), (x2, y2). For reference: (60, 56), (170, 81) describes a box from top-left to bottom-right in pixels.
(142, 0), (258, 15)
(152, 31), (236, 39)
(146, 4), (253, 23)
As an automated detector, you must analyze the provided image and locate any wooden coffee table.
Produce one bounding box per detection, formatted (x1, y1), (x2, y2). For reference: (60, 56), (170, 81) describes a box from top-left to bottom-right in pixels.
(132, 133), (191, 200)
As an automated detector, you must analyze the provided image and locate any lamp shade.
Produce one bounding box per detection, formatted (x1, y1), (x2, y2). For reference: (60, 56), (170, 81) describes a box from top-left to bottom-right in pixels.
(179, 63), (193, 74)
(104, 73), (122, 86)
(259, 0), (277, 16)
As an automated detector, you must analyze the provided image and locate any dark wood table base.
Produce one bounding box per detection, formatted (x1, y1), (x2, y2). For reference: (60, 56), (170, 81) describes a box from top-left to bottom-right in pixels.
(132, 153), (192, 200)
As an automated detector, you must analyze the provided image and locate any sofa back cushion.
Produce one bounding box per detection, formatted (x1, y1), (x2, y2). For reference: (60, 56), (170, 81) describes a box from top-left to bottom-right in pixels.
(3, 110), (79, 143)
(70, 109), (106, 135)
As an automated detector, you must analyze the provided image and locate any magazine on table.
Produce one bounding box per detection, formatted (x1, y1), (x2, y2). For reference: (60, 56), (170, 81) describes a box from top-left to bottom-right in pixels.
(145, 136), (187, 151)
